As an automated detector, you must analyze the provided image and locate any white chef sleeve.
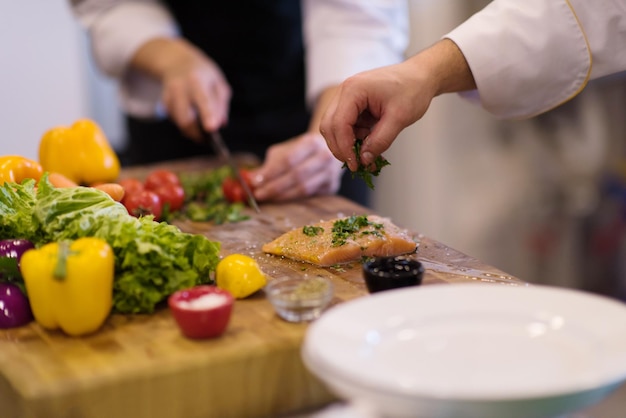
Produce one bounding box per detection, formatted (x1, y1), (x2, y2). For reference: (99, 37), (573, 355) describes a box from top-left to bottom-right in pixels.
(303, 0), (410, 107)
(567, 0), (626, 80)
(445, 0), (626, 120)
(71, 0), (178, 117)
(72, 0), (178, 78)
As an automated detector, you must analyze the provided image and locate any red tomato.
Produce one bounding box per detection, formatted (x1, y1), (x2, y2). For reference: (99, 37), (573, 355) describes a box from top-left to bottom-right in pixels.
(239, 169), (253, 186)
(152, 183), (185, 212)
(222, 169), (255, 204)
(118, 178), (145, 198)
(222, 177), (246, 203)
(144, 169), (181, 191)
(123, 190), (163, 220)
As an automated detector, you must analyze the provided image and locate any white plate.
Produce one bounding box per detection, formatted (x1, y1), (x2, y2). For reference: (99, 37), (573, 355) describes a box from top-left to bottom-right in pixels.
(302, 283), (626, 418)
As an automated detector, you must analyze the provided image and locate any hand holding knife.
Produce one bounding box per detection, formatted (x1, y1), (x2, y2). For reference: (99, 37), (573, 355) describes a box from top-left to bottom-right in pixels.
(197, 121), (261, 213)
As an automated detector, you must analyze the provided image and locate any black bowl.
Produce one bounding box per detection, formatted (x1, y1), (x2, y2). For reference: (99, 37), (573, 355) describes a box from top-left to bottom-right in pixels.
(362, 256), (424, 293)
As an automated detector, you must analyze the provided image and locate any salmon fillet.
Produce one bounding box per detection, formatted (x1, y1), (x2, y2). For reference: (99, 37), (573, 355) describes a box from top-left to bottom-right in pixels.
(262, 214), (417, 266)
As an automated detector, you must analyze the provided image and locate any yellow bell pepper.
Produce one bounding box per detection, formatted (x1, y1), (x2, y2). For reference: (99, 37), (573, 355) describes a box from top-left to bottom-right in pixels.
(21, 237), (114, 337)
(39, 118), (120, 185)
(216, 254), (267, 299)
(0, 155), (43, 185)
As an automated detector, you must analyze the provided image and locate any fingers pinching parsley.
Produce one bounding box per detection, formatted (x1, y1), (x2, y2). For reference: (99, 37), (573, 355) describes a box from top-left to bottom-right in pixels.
(342, 139), (390, 190)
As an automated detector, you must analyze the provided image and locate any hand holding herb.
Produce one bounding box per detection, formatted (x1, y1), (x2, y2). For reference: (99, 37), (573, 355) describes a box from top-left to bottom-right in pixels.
(342, 139), (390, 189)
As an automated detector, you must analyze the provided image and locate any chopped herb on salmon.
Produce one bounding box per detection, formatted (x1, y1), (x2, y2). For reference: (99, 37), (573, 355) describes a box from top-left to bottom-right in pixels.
(302, 225), (324, 237)
(262, 215), (417, 266)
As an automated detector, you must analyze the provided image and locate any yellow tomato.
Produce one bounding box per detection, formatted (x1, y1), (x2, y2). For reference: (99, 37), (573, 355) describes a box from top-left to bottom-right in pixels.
(216, 254), (267, 299)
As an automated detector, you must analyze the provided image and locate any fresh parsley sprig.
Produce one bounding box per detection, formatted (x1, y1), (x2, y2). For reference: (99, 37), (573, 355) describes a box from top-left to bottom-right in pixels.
(302, 225), (324, 236)
(342, 139), (390, 189)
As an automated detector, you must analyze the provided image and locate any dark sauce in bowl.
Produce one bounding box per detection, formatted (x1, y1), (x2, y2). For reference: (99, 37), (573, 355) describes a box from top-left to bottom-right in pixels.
(362, 256), (424, 293)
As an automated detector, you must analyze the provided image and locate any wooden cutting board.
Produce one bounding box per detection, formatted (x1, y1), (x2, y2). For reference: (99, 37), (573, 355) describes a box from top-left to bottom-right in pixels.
(0, 159), (522, 418)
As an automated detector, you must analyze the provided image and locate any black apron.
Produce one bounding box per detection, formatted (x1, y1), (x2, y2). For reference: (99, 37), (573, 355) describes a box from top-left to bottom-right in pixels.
(124, 0), (308, 163)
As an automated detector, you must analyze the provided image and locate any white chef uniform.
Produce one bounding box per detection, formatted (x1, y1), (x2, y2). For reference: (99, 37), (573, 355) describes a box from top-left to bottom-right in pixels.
(445, 0), (626, 119)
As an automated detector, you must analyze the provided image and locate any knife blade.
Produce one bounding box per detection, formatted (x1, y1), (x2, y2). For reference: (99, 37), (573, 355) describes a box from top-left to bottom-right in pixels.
(198, 122), (261, 213)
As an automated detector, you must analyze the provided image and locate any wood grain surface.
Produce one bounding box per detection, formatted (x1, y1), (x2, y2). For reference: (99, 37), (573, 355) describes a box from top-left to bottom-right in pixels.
(0, 158), (523, 418)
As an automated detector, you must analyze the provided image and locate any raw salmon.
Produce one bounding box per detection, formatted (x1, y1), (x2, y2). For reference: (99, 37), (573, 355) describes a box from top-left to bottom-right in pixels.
(262, 214), (417, 266)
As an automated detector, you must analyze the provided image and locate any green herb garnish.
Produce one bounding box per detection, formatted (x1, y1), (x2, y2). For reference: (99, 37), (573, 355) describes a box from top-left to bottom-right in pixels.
(177, 167), (249, 224)
(302, 225), (324, 236)
(329, 264), (346, 273)
(342, 139), (390, 189)
(331, 215), (384, 247)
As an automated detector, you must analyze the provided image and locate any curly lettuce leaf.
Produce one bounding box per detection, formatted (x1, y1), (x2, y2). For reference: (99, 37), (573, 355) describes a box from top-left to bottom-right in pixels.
(0, 179), (42, 242)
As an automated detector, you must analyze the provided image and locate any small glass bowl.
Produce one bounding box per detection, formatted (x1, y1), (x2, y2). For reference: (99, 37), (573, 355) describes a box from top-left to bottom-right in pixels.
(265, 276), (334, 323)
(362, 256), (424, 293)
(168, 285), (234, 339)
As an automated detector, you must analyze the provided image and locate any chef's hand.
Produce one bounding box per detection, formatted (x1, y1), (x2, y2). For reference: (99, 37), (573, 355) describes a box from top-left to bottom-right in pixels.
(130, 37), (231, 139)
(320, 39), (476, 171)
(248, 132), (343, 202)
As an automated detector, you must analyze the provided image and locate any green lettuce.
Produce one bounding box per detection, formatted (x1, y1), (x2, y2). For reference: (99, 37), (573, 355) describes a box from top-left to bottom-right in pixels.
(0, 175), (221, 314)
(0, 178), (41, 241)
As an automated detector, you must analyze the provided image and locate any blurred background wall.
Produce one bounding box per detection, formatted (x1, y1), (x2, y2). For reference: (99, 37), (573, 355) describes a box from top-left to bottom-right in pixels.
(0, 0), (124, 159)
(3, 0), (626, 299)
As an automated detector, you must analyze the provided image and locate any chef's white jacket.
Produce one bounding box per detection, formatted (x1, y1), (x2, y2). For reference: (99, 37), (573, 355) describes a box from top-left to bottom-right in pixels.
(445, 0), (626, 119)
(71, 0), (409, 118)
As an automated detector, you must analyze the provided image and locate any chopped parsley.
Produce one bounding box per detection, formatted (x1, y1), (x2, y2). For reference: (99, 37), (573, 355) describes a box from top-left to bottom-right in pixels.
(329, 264), (346, 273)
(331, 215), (384, 247)
(176, 167), (249, 224)
(302, 225), (324, 236)
(342, 139), (391, 189)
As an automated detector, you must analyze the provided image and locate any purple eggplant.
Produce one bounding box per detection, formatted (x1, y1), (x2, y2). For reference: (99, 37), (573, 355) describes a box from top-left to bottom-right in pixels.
(0, 239), (35, 280)
(0, 282), (33, 328)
